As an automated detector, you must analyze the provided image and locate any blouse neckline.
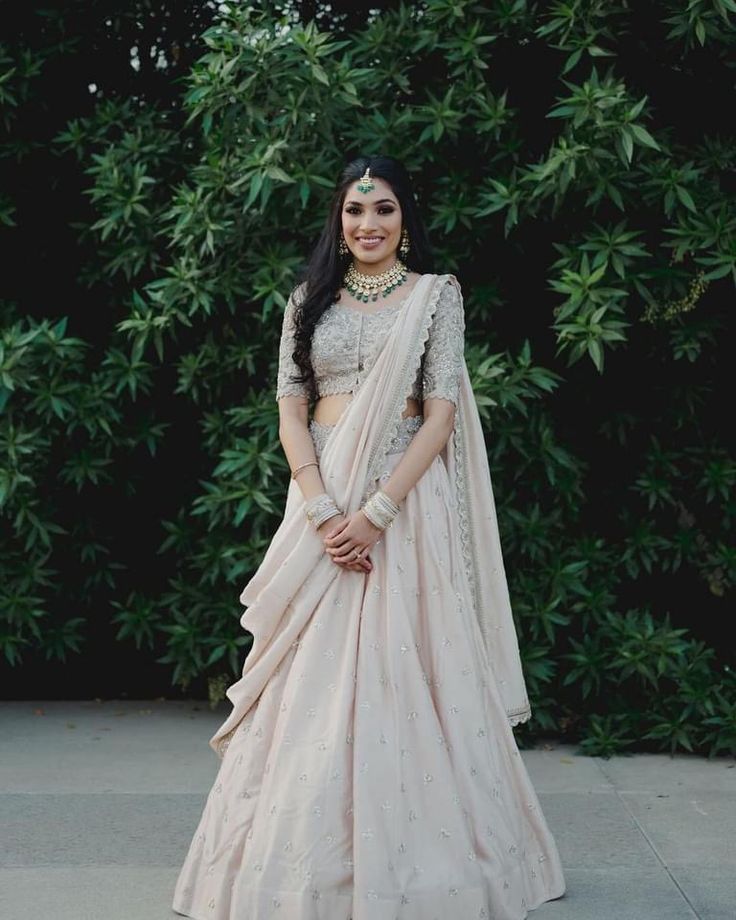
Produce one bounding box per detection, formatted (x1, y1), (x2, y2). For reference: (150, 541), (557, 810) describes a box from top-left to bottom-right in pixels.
(332, 275), (423, 317)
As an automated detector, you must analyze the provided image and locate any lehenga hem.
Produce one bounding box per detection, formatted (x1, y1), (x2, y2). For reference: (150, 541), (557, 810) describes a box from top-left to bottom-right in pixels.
(172, 877), (566, 920)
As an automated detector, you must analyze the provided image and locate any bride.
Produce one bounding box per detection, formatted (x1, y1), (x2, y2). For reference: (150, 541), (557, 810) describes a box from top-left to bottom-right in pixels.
(172, 155), (566, 919)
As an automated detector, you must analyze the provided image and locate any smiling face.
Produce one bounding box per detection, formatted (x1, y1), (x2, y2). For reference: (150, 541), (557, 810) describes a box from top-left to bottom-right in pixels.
(340, 176), (403, 274)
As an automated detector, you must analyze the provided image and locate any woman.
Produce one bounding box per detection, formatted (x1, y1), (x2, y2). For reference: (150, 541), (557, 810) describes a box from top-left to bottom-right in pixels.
(172, 155), (566, 919)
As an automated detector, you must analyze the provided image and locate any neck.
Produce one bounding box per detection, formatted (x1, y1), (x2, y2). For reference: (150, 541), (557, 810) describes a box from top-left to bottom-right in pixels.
(351, 255), (398, 276)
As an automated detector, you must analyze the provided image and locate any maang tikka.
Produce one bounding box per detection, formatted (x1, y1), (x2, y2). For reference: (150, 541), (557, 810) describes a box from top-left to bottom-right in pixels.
(356, 166), (375, 194)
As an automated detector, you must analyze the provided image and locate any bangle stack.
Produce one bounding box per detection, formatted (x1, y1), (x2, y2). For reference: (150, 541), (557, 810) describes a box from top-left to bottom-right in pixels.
(304, 492), (343, 530)
(360, 488), (400, 530)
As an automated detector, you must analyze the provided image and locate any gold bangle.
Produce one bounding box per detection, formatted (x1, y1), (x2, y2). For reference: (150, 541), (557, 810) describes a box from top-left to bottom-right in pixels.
(292, 460), (319, 479)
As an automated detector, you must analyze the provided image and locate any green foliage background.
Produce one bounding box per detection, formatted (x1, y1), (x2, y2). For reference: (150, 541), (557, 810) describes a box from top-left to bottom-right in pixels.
(2, 1), (735, 757)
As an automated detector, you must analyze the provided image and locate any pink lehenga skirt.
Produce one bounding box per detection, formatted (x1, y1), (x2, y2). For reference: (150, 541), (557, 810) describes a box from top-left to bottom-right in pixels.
(171, 415), (566, 920)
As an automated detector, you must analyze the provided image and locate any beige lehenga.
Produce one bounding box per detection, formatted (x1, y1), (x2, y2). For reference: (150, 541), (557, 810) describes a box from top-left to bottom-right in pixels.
(171, 273), (566, 919)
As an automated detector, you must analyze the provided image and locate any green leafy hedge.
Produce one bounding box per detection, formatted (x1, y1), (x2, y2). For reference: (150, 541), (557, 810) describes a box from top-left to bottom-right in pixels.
(2, 1), (734, 757)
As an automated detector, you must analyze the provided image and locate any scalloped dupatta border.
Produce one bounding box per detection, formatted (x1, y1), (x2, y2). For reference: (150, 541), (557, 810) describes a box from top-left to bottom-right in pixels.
(362, 272), (532, 728)
(439, 278), (532, 727)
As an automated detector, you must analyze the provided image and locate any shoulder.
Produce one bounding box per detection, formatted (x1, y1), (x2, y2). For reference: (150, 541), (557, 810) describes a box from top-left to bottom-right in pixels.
(421, 272), (463, 300)
(431, 274), (464, 317)
(283, 281), (309, 323)
(411, 272), (462, 300)
(291, 280), (309, 306)
(441, 273), (462, 295)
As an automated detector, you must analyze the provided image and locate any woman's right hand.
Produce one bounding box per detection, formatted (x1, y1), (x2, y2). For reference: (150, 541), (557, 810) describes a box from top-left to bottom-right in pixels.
(317, 515), (372, 573)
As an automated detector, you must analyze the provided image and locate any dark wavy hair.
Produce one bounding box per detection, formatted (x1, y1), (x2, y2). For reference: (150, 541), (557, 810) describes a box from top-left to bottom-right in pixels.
(287, 154), (435, 402)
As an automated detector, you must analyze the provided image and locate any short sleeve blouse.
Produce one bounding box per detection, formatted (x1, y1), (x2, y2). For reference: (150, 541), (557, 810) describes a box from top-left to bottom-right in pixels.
(275, 276), (464, 406)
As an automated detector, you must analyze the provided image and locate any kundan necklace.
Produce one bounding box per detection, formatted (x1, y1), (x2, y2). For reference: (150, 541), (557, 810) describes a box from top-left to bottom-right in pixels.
(343, 258), (408, 303)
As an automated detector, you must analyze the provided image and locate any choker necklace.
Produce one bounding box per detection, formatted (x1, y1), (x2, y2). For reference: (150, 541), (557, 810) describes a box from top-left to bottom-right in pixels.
(344, 258), (408, 302)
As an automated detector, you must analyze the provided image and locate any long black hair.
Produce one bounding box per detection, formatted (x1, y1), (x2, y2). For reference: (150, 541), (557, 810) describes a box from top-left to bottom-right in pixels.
(287, 154), (435, 402)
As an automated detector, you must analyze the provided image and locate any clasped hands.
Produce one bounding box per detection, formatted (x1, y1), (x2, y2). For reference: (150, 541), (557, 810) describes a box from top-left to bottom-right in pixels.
(318, 510), (383, 573)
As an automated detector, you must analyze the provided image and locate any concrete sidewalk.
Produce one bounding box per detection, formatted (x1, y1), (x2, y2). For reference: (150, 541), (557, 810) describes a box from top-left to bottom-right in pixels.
(1, 700), (733, 920)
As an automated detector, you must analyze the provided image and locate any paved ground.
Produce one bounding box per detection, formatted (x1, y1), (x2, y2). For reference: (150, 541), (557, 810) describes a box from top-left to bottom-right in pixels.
(1, 700), (734, 920)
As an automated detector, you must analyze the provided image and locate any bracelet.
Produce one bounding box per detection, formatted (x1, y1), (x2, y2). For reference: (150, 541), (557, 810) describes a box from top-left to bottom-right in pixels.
(292, 460), (319, 479)
(304, 492), (344, 530)
(360, 488), (400, 531)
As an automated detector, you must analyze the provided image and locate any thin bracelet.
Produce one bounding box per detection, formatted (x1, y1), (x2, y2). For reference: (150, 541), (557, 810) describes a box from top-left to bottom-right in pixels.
(292, 460), (319, 479)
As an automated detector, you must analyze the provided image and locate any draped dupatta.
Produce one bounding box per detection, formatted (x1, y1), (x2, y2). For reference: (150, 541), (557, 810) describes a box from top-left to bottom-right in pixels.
(209, 273), (529, 758)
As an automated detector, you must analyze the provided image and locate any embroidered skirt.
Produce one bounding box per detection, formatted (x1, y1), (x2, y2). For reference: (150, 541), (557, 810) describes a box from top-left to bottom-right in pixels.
(171, 420), (566, 920)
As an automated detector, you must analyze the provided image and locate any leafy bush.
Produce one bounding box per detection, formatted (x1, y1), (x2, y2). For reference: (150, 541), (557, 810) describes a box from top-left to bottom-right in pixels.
(1, 1), (734, 757)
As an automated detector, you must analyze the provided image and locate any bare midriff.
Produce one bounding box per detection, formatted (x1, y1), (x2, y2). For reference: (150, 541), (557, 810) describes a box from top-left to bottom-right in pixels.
(313, 393), (422, 427)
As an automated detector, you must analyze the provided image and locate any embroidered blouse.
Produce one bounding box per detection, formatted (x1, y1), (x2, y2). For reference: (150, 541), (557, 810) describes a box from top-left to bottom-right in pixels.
(275, 276), (465, 407)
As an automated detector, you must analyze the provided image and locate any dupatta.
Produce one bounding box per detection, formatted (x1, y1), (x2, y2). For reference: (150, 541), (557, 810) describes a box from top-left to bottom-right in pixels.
(209, 273), (529, 758)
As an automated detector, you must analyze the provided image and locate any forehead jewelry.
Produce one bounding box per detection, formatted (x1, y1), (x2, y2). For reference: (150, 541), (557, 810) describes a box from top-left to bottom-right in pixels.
(356, 167), (375, 194)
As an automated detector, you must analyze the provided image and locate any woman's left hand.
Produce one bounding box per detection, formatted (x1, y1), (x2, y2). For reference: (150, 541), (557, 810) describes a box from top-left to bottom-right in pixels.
(323, 510), (383, 565)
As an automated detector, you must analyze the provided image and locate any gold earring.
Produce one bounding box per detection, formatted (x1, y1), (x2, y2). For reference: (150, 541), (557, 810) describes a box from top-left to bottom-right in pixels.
(338, 234), (348, 256)
(399, 227), (410, 257)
